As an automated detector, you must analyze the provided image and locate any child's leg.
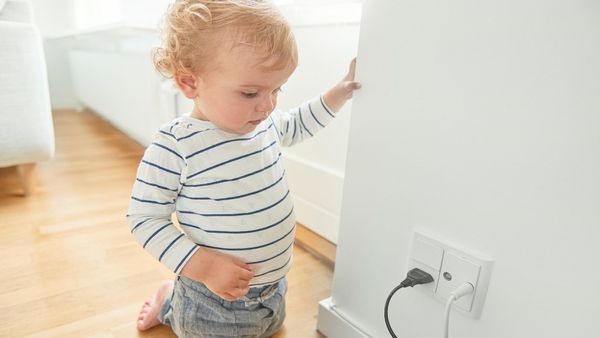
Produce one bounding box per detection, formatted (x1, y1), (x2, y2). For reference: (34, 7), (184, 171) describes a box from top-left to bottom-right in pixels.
(259, 278), (287, 337)
(170, 276), (287, 337)
(137, 280), (174, 331)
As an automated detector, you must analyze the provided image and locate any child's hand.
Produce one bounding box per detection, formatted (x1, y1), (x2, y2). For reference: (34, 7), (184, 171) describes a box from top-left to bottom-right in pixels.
(323, 57), (362, 113)
(180, 248), (254, 301)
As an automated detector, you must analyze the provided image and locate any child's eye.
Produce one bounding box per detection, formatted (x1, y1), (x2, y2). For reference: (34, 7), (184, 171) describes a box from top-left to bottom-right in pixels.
(241, 92), (258, 98)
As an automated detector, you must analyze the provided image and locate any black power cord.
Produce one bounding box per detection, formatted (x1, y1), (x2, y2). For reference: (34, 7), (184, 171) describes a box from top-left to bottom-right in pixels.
(384, 268), (434, 338)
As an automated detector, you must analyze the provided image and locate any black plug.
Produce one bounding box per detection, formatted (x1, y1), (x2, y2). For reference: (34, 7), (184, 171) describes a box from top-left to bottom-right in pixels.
(400, 268), (435, 288)
(384, 268), (434, 338)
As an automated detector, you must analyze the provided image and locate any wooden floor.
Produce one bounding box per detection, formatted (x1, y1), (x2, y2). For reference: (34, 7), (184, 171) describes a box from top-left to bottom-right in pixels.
(0, 110), (332, 338)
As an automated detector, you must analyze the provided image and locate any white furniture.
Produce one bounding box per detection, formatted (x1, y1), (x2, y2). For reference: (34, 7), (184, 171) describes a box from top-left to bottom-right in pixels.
(0, 0), (54, 196)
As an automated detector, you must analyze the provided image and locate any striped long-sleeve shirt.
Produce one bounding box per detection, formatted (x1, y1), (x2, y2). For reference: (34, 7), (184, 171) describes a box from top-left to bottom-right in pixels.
(126, 95), (335, 287)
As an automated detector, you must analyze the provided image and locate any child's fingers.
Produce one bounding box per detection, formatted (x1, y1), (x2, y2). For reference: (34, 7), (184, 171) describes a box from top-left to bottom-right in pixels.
(238, 266), (254, 281)
(234, 258), (253, 271)
(343, 81), (362, 92)
(239, 286), (250, 296)
(222, 291), (239, 301)
(344, 57), (357, 81)
(229, 285), (250, 299)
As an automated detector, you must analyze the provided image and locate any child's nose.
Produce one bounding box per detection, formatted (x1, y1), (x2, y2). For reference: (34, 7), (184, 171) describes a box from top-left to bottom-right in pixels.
(257, 95), (276, 113)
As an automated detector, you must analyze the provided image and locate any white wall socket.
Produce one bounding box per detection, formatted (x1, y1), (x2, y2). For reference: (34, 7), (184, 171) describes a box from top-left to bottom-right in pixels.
(408, 230), (493, 319)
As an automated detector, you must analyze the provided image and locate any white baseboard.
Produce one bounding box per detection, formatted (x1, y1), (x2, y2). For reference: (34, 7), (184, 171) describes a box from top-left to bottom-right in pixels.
(283, 152), (344, 244)
(317, 298), (372, 338)
(291, 195), (339, 243)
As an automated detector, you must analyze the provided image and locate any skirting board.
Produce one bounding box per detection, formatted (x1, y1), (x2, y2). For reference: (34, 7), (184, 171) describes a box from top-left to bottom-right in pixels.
(291, 195), (339, 244)
(283, 152), (344, 244)
(317, 298), (372, 338)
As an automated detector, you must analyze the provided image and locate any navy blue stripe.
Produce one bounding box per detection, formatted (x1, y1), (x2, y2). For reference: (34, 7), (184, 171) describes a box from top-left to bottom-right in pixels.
(183, 153), (282, 188)
(186, 124), (273, 160)
(180, 171), (285, 202)
(159, 233), (184, 262)
(320, 95), (335, 118)
(160, 130), (176, 140)
(136, 178), (178, 192)
(269, 116), (282, 136)
(178, 206), (294, 234)
(307, 102), (325, 128)
(298, 110), (314, 137)
(131, 196), (175, 205)
(247, 241), (293, 265)
(196, 223), (294, 251)
(253, 256), (291, 278)
(163, 124), (217, 142)
(177, 128), (216, 141)
(174, 246), (198, 273)
(142, 160), (180, 176)
(152, 142), (183, 160)
(177, 194), (210, 201)
(249, 276), (284, 287)
(143, 222), (172, 248)
(291, 116), (297, 140)
(187, 140), (277, 179)
(216, 172), (285, 201)
(179, 190), (289, 217)
(177, 222), (205, 231)
(131, 218), (151, 233)
(285, 120), (289, 134)
(169, 122), (178, 133)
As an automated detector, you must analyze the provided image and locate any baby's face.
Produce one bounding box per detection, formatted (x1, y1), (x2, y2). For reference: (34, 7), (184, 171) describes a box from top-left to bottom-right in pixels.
(191, 45), (296, 135)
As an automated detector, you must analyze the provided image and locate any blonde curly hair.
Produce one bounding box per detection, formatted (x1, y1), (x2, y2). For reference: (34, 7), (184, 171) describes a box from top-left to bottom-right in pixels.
(153, 0), (297, 78)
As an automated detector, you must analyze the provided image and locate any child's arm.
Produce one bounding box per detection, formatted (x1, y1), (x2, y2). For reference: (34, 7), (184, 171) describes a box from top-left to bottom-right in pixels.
(323, 58), (361, 113)
(271, 58), (361, 146)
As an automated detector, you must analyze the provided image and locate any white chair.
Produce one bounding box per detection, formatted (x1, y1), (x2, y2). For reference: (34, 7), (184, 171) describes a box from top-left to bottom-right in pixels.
(0, 0), (55, 196)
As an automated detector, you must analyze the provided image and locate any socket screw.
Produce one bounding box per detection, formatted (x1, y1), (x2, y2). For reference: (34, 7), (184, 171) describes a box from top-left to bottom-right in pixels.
(443, 272), (452, 281)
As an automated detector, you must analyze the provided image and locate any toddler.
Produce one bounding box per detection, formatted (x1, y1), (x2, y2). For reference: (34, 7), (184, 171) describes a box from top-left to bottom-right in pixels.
(126, 0), (360, 336)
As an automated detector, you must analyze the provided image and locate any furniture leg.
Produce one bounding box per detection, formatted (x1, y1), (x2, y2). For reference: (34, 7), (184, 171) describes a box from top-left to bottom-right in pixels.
(16, 163), (37, 196)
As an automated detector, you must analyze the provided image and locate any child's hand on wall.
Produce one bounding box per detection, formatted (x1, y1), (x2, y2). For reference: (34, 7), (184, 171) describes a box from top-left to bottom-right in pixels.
(323, 57), (362, 113)
(181, 248), (254, 301)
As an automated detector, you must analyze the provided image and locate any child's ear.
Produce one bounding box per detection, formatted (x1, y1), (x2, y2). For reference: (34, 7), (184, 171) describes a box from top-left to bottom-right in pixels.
(174, 72), (199, 99)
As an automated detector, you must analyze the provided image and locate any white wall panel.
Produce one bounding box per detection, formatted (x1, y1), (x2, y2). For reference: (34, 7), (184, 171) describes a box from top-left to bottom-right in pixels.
(323, 0), (600, 337)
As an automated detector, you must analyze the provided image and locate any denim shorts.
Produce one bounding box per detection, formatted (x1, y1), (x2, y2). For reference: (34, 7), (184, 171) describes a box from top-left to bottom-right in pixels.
(158, 276), (287, 338)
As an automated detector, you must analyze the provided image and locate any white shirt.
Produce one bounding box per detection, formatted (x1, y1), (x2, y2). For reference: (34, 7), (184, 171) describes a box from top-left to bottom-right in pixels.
(127, 95), (335, 286)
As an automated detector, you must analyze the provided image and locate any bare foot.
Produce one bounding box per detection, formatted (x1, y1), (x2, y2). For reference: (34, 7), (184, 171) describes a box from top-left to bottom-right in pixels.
(137, 280), (174, 331)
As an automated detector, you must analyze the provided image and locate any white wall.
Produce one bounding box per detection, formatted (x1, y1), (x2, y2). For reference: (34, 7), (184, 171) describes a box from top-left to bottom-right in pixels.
(29, 0), (73, 36)
(29, 0), (79, 109)
(322, 0), (600, 337)
(71, 0), (171, 30)
(30, 0), (172, 110)
(120, 0), (171, 29)
(42, 39), (79, 109)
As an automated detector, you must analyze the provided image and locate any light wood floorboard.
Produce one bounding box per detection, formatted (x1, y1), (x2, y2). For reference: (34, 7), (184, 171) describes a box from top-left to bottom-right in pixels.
(0, 110), (332, 338)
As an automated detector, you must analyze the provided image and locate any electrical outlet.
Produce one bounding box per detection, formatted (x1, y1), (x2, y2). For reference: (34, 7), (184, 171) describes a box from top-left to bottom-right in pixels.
(410, 230), (493, 319)
(408, 234), (444, 293)
(436, 251), (480, 312)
